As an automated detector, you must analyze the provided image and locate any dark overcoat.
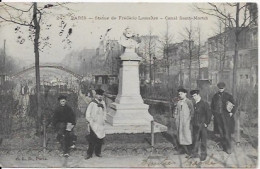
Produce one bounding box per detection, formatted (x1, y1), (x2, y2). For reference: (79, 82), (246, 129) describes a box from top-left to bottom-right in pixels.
(211, 91), (236, 134)
(53, 104), (76, 130)
(193, 99), (212, 127)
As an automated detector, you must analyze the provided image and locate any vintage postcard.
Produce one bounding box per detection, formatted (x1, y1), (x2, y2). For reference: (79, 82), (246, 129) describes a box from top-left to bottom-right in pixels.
(0, 2), (258, 168)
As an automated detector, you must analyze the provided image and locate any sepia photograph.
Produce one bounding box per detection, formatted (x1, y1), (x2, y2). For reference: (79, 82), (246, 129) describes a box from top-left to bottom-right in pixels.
(0, 2), (258, 168)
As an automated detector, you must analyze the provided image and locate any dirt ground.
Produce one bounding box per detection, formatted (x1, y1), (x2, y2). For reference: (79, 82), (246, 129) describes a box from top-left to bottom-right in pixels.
(0, 125), (258, 168)
(0, 141), (257, 168)
(0, 114), (258, 168)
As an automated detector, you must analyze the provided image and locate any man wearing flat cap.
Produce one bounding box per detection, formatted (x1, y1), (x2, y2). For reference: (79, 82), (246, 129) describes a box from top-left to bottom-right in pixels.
(211, 82), (236, 154)
(53, 95), (76, 157)
(85, 89), (107, 159)
(190, 90), (212, 161)
(173, 88), (194, 155)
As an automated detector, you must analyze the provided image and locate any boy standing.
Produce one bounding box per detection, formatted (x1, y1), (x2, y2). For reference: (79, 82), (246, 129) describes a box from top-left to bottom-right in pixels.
(190, 90), (212, 161)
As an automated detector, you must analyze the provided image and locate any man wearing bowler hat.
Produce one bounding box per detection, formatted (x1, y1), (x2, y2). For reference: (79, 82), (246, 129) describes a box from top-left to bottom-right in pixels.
(211, 82), (236, 154)
(85, 89), (107, 159)
(190, 90), (212, 161)
(53, 95), (76, 157)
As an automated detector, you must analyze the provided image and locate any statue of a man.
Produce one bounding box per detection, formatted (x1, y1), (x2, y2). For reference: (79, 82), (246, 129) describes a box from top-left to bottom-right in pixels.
(119, 27), (140, 51)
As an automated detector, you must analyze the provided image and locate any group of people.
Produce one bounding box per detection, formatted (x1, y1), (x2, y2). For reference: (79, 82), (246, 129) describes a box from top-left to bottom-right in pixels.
(174, 82), (236, 161)
(52, 81), (236, 161)
(52, 88), (106, 158)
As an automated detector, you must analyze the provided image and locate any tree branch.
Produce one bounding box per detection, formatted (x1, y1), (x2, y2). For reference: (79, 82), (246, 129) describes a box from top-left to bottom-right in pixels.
(3, 3), (33, 13)
(226, 3), (237, 7)
(0, 15), (33, 27)
(208, 3), (231, 20)
(38, 2), (71, 11)
(238, 4), (247, 12)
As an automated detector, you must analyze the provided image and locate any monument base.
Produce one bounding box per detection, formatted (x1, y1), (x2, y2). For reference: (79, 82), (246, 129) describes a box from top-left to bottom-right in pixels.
(106, 102), (167, 134)
(106, 102), (154, 126)
(105, 121), (167, 134)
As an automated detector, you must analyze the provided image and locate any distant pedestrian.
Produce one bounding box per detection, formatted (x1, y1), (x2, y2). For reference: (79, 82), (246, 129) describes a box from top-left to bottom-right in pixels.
(190, 90), (212, 161)
(211, 82), (236, 154)
(173, 88), (194, 155)
(53, 95), (76, 157)
(85, 89), (107, 160)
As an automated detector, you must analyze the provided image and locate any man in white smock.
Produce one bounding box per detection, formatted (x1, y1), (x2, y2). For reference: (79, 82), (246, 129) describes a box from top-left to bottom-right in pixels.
(85, 89), (107, 159)
(174, 88), (194, 155)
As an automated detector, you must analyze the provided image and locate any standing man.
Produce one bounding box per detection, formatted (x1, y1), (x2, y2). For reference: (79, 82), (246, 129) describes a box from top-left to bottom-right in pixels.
(85, 89), (107, 160)
(190, 90), (212, 161)
(173, 88), (194, 155)
(53, 95), (76, 157)
(211, 82), (236, 154)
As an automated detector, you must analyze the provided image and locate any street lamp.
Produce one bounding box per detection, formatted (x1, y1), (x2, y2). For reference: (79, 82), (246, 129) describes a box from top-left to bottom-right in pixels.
(153, 55), (157, 84)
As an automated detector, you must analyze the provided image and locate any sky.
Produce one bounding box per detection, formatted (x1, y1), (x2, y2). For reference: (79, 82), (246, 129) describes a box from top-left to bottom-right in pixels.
(0, 3), (219, 66)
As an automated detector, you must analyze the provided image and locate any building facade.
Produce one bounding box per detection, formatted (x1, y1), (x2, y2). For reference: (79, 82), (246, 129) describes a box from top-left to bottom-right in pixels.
(208, 26), (258, 90)
(167, 40), (208, 89)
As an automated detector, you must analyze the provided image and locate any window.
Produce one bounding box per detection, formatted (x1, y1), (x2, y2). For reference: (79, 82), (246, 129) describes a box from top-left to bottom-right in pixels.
(245, 74), (249, 79)
(212, 42), (215, 51)
(239, 54), (243, 67)
(252, 31), (257, 47)
(245, 54), (250, 67)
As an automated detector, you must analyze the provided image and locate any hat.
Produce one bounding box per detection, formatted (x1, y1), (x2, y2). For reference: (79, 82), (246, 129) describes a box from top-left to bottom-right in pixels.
(58, 95), (67, 101)
(217, 82), (226, 89)
(190, 90), (200, 95)
(95, 89), (104, 95)
(177, 88), (187, 93)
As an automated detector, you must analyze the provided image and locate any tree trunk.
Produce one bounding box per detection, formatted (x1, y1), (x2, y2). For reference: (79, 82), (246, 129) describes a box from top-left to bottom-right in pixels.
(33, 2), (41, 134)
(189, 41), (192, 91)
(232, 3), (239, 99)
(149, 53), (152, 88)
(233, 33), (238, 98)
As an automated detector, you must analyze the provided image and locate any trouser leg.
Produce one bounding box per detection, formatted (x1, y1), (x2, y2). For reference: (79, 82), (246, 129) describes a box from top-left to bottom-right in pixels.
(216, 115), (227, 150)
(192, 126), (200, 155)
(87, 127), (96, 156)
(64, 131), (71, 154)
(87, 141), (95, 156)
(200, 127), (207, 158)
(69, 130), (76, 146)
(182, 145), (191, 155)
(95, 138), (103, 156)
(223, 118), (232, 151)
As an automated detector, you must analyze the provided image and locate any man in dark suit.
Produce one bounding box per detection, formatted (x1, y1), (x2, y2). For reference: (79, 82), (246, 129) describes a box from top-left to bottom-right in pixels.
(211, 82), (236, 154)
(190, 90), (212, 161)
(53, 95), (76, 157)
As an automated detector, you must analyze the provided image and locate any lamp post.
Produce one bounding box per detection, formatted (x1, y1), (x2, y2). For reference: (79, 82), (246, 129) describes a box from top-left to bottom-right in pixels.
(153, 55), (156, 84)
(111, 46), (114, 74)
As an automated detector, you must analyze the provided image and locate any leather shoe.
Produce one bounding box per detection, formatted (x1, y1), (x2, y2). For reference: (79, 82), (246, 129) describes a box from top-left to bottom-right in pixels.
(190, 153), (199, 158)
(200, 155), (207, 161)
(96, 154), (102, 157)
(85, 155), (92, 160)
(225, 149), (232, 154)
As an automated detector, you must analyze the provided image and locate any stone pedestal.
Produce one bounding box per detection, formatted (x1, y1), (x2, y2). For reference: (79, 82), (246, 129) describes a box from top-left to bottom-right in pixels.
(106, 49), (167, 133)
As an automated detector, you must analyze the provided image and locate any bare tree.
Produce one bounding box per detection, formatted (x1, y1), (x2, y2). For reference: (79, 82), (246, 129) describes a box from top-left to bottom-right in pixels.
(0, 2), (73, 134)
(180, 21), (196, 91)
(159, 21), (174, 112)
(195, 2), (258, 98)
(138, 27), (157, 89)
(196, 23), (202, 80)
(159, 21), (173, 89)
(216, 18), (229, 81)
